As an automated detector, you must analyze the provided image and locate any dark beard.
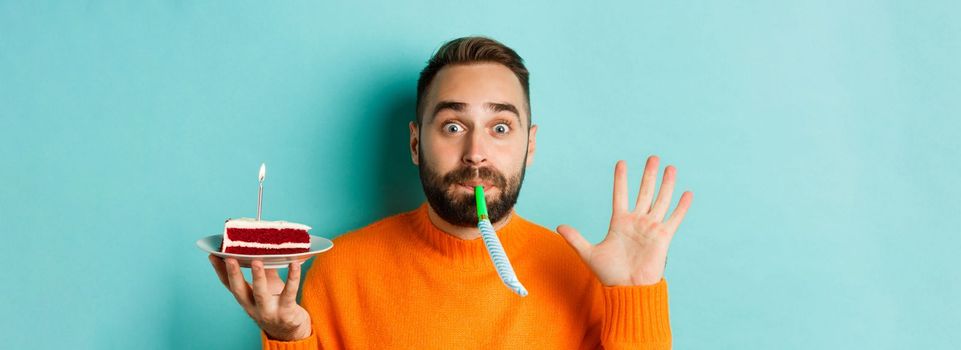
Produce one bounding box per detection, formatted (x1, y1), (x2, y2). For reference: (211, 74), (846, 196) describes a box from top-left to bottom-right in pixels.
(418, 152), (526, 227)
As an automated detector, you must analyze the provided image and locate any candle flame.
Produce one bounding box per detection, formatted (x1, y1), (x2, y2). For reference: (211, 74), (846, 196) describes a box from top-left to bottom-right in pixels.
(258, 163), (266, 182)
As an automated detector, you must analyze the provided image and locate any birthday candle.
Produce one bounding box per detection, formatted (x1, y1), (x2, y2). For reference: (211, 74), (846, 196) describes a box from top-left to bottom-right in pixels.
(257, 163), (265, 221)
(475, 185), (528, 297)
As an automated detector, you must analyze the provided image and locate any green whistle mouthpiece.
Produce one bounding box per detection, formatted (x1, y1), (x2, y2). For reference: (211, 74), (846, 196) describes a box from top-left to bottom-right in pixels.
(474, 186), (489, 221)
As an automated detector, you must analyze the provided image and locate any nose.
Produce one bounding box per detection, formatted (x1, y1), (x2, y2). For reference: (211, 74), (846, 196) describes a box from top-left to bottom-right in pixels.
(462, 128), (489, 166)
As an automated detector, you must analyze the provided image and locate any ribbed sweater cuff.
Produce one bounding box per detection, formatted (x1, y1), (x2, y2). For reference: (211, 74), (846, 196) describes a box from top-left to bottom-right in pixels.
(261, 330), (318, 350)
(601, 278), (671, 349)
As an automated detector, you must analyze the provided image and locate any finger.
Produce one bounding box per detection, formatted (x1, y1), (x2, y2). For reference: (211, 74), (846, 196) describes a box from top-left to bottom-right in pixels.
(634, 155), (660, 213)
(612, 160), (629, 214)
(556, 224), (593, 263)
(264, 268), (285, 296)
(225, 258), (255, 309)
(209, 254), (229, 288)
(665, 191), (694, 232)
(265, 267), (282, 285)
(650, 165), (677, 221)
(251, 260), (276, 314)
(279, 261), (303, 306)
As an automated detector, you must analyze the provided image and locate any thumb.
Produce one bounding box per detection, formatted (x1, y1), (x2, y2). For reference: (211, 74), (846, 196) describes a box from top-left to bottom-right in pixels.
(556, 224), (593, 262)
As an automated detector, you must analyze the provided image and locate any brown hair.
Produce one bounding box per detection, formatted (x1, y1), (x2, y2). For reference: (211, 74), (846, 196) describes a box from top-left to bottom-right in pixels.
(415, 36), (530, 126)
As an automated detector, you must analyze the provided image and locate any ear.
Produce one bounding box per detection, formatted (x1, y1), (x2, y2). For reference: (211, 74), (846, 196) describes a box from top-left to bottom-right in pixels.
(525, 124), (538, 167)
(409, 121), (420, 166)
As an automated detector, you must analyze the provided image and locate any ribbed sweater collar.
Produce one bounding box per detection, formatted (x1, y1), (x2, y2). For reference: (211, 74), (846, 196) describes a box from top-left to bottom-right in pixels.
(407, 202), (531, 267)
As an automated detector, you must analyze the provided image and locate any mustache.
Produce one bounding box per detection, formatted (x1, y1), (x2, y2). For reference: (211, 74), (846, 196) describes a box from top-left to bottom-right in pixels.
(442, 166), (507, 189)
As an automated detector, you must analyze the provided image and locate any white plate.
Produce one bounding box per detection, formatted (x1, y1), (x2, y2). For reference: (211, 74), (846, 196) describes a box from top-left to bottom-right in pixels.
(197, 234), (334, 269)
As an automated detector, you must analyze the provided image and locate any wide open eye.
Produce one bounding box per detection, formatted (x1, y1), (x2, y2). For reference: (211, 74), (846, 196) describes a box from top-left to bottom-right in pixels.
(443, 123), (463, 134)
(493, 123), (511, 134)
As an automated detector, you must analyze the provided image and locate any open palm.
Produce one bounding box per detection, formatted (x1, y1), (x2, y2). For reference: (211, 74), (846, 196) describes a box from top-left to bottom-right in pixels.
(557, 155), (693, 286)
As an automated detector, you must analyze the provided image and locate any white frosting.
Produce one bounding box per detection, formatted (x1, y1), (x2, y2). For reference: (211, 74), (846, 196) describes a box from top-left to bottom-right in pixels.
(225, 218), (311, 230)
(222, 241), (311, 249)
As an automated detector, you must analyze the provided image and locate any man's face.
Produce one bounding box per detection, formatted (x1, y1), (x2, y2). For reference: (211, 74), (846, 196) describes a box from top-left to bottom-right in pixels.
(410, 63), (537, 227)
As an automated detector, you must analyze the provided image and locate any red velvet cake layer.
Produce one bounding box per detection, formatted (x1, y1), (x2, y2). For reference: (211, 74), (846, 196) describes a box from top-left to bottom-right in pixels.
(226, 228), (309, 244)
(223, 246), (309, 255)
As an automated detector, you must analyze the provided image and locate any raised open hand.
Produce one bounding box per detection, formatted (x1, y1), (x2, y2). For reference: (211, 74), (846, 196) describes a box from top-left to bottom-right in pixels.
(557, 155), (693, 286)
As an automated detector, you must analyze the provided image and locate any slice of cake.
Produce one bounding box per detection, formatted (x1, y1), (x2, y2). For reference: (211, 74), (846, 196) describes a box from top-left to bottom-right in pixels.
(220, 218), (311, 255)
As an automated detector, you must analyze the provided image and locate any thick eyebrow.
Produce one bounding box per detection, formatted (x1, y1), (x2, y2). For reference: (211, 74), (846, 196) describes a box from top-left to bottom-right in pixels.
(429, 100), (523, 126)
(486, 102), (522, 126)
(430, 101), (467, 123)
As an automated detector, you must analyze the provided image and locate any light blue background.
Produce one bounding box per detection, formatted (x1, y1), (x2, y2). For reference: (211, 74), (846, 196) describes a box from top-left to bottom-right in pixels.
(2, 1), (958, 349)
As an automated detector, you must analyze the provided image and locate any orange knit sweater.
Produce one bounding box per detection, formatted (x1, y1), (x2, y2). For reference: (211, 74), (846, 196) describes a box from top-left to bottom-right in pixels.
(261, 203), (671, 349)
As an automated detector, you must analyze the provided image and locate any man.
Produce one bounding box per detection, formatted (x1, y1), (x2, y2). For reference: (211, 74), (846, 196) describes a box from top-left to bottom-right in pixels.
(209, 36), (693, 349)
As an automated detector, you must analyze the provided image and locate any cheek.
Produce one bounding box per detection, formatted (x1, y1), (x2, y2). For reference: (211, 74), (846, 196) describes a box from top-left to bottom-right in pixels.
(421, 137), (461, 170)
(491, 139), (528, 168)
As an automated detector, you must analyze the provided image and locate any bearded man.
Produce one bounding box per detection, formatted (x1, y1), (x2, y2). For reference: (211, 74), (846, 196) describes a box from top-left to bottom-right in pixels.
(209, 36), (693, 350)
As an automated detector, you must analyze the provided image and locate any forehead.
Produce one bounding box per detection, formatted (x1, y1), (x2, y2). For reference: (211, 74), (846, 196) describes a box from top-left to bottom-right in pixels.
(424, 63), (527, 120)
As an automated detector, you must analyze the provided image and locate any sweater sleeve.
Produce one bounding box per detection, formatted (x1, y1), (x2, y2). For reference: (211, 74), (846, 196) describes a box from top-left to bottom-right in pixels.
(261, 330), (320, 350)
(599, 278), (672, 350)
